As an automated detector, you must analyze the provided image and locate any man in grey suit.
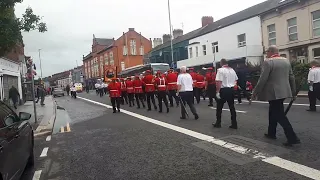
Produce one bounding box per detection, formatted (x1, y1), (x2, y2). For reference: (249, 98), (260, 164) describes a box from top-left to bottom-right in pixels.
(252, 45), (300, 146)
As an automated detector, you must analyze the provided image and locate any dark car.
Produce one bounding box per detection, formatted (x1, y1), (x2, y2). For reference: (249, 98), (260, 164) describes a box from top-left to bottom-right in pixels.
(0, 101), (34, 180)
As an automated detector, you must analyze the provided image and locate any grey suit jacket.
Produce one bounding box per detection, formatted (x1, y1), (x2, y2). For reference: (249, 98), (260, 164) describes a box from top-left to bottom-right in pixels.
(253, 57), (296, 101)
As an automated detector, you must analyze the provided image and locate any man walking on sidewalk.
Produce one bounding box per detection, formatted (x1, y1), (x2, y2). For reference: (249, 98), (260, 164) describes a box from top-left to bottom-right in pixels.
(252, 45), (300, 146)
(213, 59), (238, 129)
(177, 66), (199, 120)
(307, 60), (320, 112)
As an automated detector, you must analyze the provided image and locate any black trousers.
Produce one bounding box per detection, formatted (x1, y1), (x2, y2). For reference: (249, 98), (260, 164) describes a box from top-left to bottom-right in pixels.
(180, 91), (197, 118)
(195, 87), (205, 104)
(128, 93), (135, 106)
(168, 90), (179, 106)
(146, 92), (157, 110)
(67, 90), (70, 96)
(99, 89), (104, 97)
(157, 91), (169, 112)
(268, 99), (298, 143)
(216, 88), (237, 126)
(207, 84), (217, 105)
(135, 93), (145, 108)
(111, 97), (120, 112)
(309, 83), (320, 111)
(237, 85), (251, 103)
(121, 91), (128, 105)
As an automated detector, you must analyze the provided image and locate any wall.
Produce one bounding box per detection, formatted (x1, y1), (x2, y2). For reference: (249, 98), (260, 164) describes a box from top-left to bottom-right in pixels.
(261, 0), (320, 51)
(178, 16), (263, 68)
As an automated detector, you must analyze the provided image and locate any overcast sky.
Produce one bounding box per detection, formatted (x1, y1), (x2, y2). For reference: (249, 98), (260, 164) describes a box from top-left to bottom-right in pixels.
(15, 0), (265, 77)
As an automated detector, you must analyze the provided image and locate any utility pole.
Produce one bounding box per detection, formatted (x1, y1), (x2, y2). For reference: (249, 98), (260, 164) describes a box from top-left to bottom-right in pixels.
(168, 0), (174, 68)
(38, 49), (43, 78)
(28, 58), (37, 123)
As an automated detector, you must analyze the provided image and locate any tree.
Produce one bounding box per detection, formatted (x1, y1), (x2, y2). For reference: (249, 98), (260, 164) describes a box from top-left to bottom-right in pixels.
(0, 0), (47, 56)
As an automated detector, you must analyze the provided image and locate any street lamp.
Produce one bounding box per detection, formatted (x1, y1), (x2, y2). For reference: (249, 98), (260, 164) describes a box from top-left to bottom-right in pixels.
(168, 0), (174, 68)
(38, 49), (43, 78)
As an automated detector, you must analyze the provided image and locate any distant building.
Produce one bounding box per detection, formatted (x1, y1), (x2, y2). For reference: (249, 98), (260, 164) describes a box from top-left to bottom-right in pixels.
(72, 65), (84, 83)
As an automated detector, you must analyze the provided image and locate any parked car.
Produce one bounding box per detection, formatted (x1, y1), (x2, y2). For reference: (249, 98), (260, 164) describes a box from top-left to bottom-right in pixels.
(0, 100), (34, 180)
(53, 88), (65, 97)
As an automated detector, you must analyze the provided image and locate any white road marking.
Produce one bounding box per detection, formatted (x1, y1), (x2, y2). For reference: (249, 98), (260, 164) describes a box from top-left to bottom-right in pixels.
(210, 107), (247, 113)
(78, 96), (320, 180)
(40, 147), (49, 157)
(32, 170), (42, 180)
(46, 135), (51, 141)
(241, 100), (320, 107)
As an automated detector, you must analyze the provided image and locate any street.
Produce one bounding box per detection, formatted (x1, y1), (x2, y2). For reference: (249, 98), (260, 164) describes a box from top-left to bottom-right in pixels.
(24, 91), (320, 180)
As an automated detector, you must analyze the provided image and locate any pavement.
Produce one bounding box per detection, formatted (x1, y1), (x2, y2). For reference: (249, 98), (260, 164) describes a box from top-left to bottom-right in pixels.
(22, 91), (320, 180)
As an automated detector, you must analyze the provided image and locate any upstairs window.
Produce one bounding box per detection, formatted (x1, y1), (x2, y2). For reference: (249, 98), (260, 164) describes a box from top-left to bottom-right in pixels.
(212, 42), (219, 53)
(287, 17), (298, 41)
(312, 10), (320, 37)
(238, 34), (246, 47)
(267, 24), (276, 45)
(202, 45), (207, 55)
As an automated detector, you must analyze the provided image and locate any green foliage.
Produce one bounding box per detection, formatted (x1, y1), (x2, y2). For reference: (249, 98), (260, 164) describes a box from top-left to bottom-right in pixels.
(0, 0), (47, 56)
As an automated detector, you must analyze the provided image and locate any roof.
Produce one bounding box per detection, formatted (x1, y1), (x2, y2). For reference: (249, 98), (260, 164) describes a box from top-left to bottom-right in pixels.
(95, 38), (114, 46)
(97, 43), (114, 54)
(150, 0), (298, 53)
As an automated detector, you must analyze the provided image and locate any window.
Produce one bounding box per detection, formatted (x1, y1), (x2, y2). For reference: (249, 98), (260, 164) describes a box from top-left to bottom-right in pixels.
(100, 56), (103, 62)
(212, 42), (218, 53)
(238, 34), (246, 47)
(189, 47), (193, 58)
(140, 46), (144, 55)
(0, 104), (17, 127)
(130, 39), (136, 55)
(313, 48), (320, 58)
(110, 52), (114, 65)
(287, 17), (298, 41)
(104, 54), (109, 65)
(100, 61), (104, 75)
(196, 47), (199, 57)
(312, 10), (320, 37)
(202, 45), (207, 55)
(267, 24), (276, 45)
(123, 46), (128, 55)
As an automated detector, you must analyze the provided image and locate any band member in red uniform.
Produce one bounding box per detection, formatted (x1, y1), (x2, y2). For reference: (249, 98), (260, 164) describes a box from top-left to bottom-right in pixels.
(155, 71), (169, 113)
(195, 70), (206, 104)
(205, 67), (217, 106)
(188, 67), (197, 104)
(143, 70), (157, 111)
(108, 78), (121, 113)
(167, 68), (180, 107)
(126, 77), (135, 107)
(133, 75), (145, 109)
(120, 78), (128, 105)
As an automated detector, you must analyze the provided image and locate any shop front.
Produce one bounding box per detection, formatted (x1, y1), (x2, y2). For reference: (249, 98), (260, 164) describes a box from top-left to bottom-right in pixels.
(0, 57), (22, 102)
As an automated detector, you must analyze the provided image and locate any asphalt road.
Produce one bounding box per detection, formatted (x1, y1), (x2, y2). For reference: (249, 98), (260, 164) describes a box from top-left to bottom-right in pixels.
(25, 92), (320, 180)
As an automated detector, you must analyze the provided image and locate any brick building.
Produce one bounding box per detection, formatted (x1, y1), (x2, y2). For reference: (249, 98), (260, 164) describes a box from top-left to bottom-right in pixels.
(83, 28), (152, 85)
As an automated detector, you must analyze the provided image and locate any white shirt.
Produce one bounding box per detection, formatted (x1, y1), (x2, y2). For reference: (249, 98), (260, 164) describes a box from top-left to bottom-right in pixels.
(71, 87), (76, 92)
(308, 67), (320, 83)
(177, 73), (194, 92)
(216, 66), (238, 88)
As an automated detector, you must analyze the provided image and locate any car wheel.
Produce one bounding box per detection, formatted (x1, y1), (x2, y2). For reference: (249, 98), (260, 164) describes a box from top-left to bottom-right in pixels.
(27, 134), (35, 167)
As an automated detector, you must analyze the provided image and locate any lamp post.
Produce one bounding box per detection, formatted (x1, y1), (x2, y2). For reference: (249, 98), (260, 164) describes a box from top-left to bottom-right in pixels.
(38, 49), (43, 78)
(168, 0), (174, 68)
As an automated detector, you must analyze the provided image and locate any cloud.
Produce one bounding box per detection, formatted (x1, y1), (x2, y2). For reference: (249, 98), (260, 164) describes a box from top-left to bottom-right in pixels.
(14, 0), (266, 77)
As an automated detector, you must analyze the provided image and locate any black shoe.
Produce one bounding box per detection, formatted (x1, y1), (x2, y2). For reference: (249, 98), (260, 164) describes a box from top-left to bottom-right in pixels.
(194, 114), (199, 120)
(129, 105), (132, 107)
(154, 106), (157, 110)
(180, 117), (186, 120)
(229, 125), (238, 129)
(283, 139), (301, 147)
(213, 123), (221, 128)
(159, 110), (162, 113)
(147, 109), (151, 111)
(137, 107), (140, 109)
(113, 111), (116, 113)
(167, 108), (169, 113)
(264, 133), (277, 140)
(306, 109), (316, 112)
(118, 109), (120, 113)
(208, 104), (213, 107)
(143, 105), (146, 108)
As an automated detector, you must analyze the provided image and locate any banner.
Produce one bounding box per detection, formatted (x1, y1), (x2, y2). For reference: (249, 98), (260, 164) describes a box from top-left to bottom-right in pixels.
(104, 65), (116, 82)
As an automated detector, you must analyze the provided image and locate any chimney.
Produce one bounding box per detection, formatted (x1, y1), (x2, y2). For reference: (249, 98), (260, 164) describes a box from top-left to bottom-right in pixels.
(201, 16), (214, 27)
(153, 38), (163, 48)
(173, 29), (183, 39)
(162, 34), (171, 43)
(129, 28), (135, 31)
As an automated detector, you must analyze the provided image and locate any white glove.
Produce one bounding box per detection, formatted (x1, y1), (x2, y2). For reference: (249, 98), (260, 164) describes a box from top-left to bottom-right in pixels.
(216, 92), (221, 99)
(176, 92), (179, 97)
(309, 86), (313, 92)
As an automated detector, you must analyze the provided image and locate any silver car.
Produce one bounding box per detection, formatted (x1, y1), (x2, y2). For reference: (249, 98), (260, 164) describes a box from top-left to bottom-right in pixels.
(53, 88), (65, 97)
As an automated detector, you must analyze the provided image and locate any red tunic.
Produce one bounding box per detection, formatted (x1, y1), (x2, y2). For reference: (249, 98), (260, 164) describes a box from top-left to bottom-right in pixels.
(126, 80), (134, 94)
(205, 72), (216, 85)
(196, 74), (205, 88)
(166, 72), (178, 90)
(155, 76), (167, 91)
(133, 79), (143, 94)
(108, 82), (121, 98)
(189, 72), (197, 87)
(143, 74), (155, 92)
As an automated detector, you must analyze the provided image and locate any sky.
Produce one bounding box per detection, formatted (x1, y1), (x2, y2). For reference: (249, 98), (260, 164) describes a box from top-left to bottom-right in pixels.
(15, 0), (266, 77)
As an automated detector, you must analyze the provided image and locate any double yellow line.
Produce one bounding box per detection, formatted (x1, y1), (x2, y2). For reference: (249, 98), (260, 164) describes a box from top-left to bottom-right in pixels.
(60, 123), (71, 133)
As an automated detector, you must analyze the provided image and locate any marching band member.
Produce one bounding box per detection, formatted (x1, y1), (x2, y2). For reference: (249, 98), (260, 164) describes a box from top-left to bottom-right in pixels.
(108, 78), (121, 113)
(155, 71), (169, 113)
(205, 67), (217, 106)
(188, 67), (197, 104)
(133, 75), (146, 109)
(120, 78), (128, 105)
(195, 70), (205, 104)
(143, 70), (158, 111)
(126, 77), (135, 107)
(167, 68), (180, 107)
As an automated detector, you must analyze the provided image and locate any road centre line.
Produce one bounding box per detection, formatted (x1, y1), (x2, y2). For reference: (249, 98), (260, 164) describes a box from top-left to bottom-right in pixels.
(32, 170), (42, 180)
(40, 147), (49, 157)
(210, 107), (247, 113)
(46, 135), (51, 141)
(78, 96), (320, 180)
